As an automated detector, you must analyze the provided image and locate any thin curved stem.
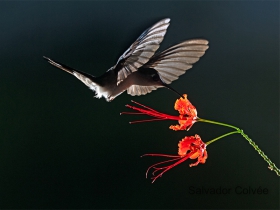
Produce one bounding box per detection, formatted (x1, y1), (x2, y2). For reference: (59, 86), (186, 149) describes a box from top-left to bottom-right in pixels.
(197, 118), (240, 130)
(206, 131), (240, 145)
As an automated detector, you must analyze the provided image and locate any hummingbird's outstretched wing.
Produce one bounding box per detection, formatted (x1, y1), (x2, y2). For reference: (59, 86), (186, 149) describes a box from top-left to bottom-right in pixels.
(126, 39), (209, 96)
(114, 18), (170, 85)
(146, 39), (209, 84)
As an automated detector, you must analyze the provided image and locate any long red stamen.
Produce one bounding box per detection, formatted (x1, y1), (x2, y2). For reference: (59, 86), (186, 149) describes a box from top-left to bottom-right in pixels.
(150, 154), (192, 183)
(131, 100), (162, 113)
(120, 112), (146, 115)
(142, 154), (181, 158)
(129, 118), (167, 124)
(144, 157), (182, 179)
(124, 104), (181, 121)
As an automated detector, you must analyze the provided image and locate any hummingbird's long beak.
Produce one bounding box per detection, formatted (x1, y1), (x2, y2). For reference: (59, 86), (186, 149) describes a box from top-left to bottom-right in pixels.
(162, 83), (183, 98)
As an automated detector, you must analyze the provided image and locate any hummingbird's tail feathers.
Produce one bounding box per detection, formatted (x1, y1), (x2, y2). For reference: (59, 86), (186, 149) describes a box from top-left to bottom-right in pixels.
(144, 39), (209, 84)
(43, 56), (75, 75)
(43, 56), (95, 78)
(43, 56), (98, 92)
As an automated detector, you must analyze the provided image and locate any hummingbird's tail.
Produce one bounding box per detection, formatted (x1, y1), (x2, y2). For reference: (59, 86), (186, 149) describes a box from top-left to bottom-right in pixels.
(43, 56), (93, 77)
(143, 39), (209, 84)
(43, 56), (75, 75)
(43, 56), (98, 90)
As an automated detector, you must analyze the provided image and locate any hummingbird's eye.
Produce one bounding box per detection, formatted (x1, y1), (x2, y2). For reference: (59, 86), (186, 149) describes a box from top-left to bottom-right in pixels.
(152, 74), (160, 81)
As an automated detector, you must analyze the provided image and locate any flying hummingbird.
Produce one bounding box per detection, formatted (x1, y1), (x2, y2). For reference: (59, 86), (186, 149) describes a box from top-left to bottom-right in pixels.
(44, 18), (208, 102)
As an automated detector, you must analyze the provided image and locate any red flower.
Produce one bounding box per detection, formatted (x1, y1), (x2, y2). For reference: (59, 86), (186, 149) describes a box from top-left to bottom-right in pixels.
(170, 94), (197, 131)
(142, 134), (207, 183)
(121, 94), (197, 131)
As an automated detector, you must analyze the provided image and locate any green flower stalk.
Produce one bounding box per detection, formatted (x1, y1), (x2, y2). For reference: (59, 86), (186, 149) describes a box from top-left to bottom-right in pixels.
(198, 118), (280, 176)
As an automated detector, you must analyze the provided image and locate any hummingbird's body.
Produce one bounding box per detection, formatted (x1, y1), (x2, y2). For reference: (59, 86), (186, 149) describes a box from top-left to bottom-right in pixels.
(44, 18), (209, 101)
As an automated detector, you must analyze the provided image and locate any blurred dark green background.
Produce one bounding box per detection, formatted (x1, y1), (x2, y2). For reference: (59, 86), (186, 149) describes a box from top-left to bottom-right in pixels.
(0, 1), (279, 209)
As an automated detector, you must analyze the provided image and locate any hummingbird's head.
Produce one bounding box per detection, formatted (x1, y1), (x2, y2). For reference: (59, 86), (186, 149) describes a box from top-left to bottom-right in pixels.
(139, 68), (183, 97)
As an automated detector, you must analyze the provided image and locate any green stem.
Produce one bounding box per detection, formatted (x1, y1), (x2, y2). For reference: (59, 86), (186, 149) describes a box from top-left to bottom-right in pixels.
(206, 131), (239, 145)
(239, 130), (280, 176)
(198, 117), (280, 176)
(197, 118), (240, 130)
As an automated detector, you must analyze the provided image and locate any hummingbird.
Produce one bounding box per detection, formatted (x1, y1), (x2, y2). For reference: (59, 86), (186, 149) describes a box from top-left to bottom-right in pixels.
(44, 18), (208, 102)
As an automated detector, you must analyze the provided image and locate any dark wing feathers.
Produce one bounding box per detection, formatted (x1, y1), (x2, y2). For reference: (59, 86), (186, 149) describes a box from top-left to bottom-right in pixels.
(115, 18), (170, 84)
(127, 85), (158, 96)
(126, 39), (209, 96)
(144, 39), (209, 84)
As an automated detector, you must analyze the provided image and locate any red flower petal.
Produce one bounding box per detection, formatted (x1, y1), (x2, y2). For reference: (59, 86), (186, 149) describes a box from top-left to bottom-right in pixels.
(169, 117), (195, 131)
(174, 94), (197, 117)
